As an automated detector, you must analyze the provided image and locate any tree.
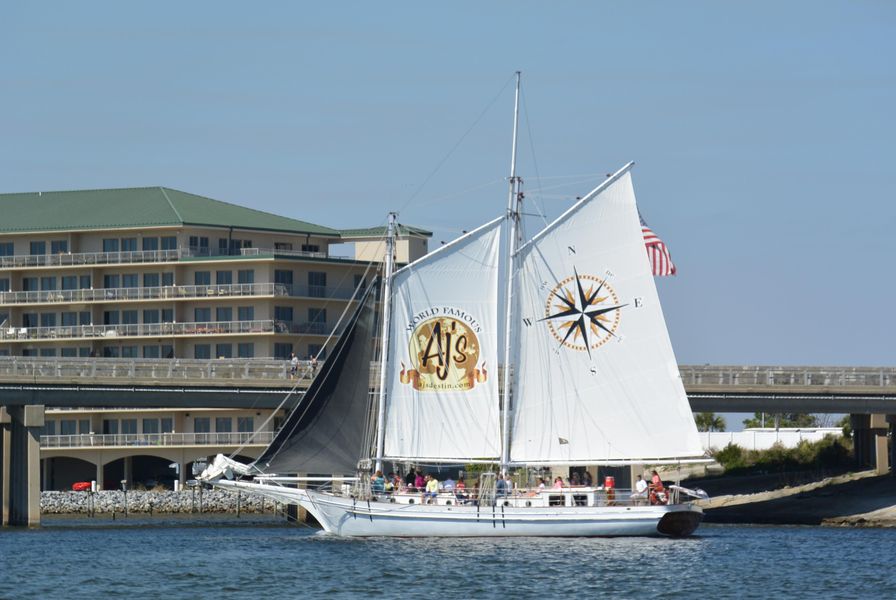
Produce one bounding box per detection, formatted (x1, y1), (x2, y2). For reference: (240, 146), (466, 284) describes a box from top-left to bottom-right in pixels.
(742, 412), (820, 429)
(694, 412), (726, 432)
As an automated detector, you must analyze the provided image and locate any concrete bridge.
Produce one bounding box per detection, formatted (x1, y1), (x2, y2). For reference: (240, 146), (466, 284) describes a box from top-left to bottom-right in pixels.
(2, 358), (894, 525)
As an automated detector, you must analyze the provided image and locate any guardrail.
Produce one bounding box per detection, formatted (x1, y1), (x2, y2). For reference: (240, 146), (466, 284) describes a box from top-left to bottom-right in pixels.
(679, 365), (895, 388)
(0, 319), (333, 341)
(0, 282), (361, 305)
(40, 431), (276, 448)
(0, 356), (312, 381)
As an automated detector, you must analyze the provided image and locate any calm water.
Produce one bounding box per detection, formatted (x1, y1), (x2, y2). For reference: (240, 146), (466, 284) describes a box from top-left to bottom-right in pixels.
(1, 516), (894, 599)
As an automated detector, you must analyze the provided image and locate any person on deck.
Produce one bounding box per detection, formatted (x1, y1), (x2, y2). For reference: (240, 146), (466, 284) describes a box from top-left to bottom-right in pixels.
(649, 470), (666, 505)
(496, 474), (508, 497)
(552, 476), (563, 489)
(455, 478), (468, 502)
(631, 474), (648, 505)
(582, 470), (593, 487)
(414, 470), (425, 491)
(371, 470), (385, 494)
(441, 476), (456, 492)
(289, 352), (299, 379)
(424, 474), (439, 503)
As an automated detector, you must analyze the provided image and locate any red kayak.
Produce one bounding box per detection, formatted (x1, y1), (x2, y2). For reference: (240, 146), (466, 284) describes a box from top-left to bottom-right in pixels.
(72, 481), (92, 492)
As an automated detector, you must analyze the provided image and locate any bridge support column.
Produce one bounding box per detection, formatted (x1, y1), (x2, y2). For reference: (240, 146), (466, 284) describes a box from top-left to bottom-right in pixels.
(851, 414), (889, 474)
(1, 407), (11, 526)
(888, 415), (896, 476)
(2, 405), (45, 526)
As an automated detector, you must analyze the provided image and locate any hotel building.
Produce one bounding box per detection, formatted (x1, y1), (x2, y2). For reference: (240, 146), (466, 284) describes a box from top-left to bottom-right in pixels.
(0, 186), (429, 489)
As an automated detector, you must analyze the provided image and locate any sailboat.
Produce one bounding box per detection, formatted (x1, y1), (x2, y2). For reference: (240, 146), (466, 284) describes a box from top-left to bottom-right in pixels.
(200, 73), (708, 537)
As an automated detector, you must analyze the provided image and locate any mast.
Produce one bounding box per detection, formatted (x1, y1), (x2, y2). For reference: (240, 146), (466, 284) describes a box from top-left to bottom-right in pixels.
(500, 71), (522, 474)
(374, 212), (397, 473)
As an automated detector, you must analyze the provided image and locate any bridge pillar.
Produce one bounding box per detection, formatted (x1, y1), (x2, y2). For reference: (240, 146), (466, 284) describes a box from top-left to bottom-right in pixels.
(1, 405), (44, 526)
(1, 407), (11, 526)
(888, 415), (896, 476)
(851, 414), (889, 474)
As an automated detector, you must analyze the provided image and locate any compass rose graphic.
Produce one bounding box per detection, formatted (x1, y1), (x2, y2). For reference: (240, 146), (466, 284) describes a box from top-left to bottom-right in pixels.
(540, 268), (626, 356)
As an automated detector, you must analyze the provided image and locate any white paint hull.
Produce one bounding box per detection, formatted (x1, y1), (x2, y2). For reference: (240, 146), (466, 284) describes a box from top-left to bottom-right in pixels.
(214, 480), (702, 537)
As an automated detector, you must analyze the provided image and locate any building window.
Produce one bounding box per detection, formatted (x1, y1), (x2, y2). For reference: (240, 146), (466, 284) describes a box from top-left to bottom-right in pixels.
(79, 419), (90, 434)
(301, 244), (320, 253)
(194, 344), (211, 359)
(194, 271), (211, 286)
(216, 271), (232, 285)
(194, 307), (211, 322)
(274, 270), (293, 285)
(161, 236), (177, 250)
(143, 346), (160, 359)
(0, 278), (9, 292)
(103, 238), (119, 252)
(188, 236), (209, 253)
(40, 276), (57, 291)
(22, 277), (37, 292)
(23, 313), (38, 327)
(79, 312), (91, 325)
(61, 312), (77, 326)
(78, 347), (91, 357)
(237, 417), (254, 433)
(161, 344), (173, 358)
(143, 273), (160, 287)
(161, 309), (174, 323)
(308, 344), (326, 361)
(274, 343), (292, 360)
(215, 307), (232, 322)
(103, 311), (120, 325)
(194, 417), (211, 433)
(103, 274), (120, 289)
(40, 347), (57, 357)
(40, 313), (56, 327)
(354, 274), (367, 292)
(162, 272), (174, 286)
(274, 242), (293, 251)
(121, 346), (137, 358)
(51, 240), (68, 254)
(60, 420), (77, 435)
(22, 348), (38, 357)
(122, 274), (138, 288)
(237, 269), (254, 284)
(41, 421), (56, 436)
(61, 347), (77, 357)
(161, 418), (174, 433)
(215, 417), (232, 433)
(0, 242), (13, 256)
(274, 306), (293, 322)
(102, 420), (118, 435)
(308, 272), (326, 297)
(238, 343), (254, 358)
(103, 347), (120, 358)
(61, 275), (78, 290)
(237, 306), (254, 321)
(30, 241), (46, 255)
(121, 238), (137, 252)
(142, 237), (159, 251)
(308, 308), (327, 326)
(142, 419), (160, 434)
(218, 238), (229, 253)
(122, 310), (138, 325)
(79, 275), (91, 289)
(121, 419), (137, 434)
(216, 343), (232, 358)
(143, 309), (160, 324)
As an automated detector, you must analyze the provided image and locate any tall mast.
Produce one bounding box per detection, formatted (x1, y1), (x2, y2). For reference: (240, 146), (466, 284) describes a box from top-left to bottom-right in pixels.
(500, 71), (522, 474)
(374, 212), (397, 473)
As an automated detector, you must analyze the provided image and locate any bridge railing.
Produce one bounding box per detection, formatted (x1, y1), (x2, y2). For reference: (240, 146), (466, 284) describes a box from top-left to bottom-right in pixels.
(0, 356), (310, 382)
(679, 365), (895, 388)
(40, 431), (276, 448)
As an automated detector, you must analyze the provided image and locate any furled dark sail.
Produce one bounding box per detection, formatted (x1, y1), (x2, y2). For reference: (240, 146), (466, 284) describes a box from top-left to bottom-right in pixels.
(254, 278), (379, 475)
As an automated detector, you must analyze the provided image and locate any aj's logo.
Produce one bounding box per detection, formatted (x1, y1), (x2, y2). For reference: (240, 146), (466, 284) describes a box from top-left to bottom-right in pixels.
(400, 313), (487, 392)
(541, 268), (625, 357)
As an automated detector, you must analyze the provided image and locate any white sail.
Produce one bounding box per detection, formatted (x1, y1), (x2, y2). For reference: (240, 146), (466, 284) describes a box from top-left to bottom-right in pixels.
(383, 217), (502, 461)
(509, 165), (704, 464)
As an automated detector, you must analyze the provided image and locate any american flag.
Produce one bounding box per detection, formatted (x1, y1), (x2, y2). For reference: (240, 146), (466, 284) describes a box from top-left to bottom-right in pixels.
(640, 213), (677, 276)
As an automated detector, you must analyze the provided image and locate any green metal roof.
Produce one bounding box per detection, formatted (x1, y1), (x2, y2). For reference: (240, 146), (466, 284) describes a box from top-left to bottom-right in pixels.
(339, 224), (432, 238)
(0, 187), (339, 235)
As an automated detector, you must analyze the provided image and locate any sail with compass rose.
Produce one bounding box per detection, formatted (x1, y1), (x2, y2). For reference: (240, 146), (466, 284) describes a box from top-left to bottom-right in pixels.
(508, 164), (703, 465)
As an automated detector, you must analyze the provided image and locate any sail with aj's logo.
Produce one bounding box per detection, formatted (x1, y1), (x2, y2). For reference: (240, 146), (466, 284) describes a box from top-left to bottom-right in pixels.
(510, 165), (703, 464)
(384, 216), (502, 462)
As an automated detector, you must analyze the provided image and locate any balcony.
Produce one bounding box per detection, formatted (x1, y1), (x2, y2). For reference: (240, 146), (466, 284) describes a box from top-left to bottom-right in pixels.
(40, 431), (276, 449)
(0, 319), (332, 342)
(0, 246), (358, 270)
(0, 282), (360, 306)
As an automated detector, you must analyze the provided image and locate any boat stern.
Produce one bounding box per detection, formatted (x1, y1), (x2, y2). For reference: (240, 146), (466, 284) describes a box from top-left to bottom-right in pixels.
(657, 505), (704, 537)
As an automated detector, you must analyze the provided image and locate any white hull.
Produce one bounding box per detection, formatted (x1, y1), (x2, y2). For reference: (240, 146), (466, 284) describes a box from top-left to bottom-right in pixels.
(214, 480), (703, 537)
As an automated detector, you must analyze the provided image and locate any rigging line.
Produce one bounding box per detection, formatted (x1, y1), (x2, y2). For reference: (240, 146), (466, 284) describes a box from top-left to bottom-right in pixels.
(397, 73), (516, 215)
(405, 177), (506, 210)
(521, 86), (549, 231)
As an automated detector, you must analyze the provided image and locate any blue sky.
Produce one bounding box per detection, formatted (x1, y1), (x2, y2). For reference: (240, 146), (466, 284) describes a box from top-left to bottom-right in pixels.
(2, 2), (894, 391)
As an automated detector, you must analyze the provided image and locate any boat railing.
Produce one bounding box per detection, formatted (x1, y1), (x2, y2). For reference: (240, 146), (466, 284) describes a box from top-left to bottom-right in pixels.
(40, 431), (276, 448)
